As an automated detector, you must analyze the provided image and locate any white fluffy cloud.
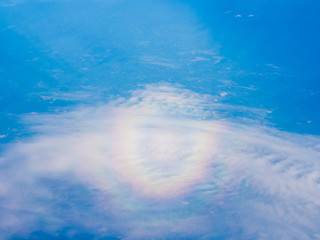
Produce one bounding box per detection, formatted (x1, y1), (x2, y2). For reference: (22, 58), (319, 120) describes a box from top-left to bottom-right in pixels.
(1, 84), (320, 239)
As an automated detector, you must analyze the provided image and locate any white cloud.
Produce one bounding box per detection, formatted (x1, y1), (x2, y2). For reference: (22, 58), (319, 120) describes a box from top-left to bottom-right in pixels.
(39, 91), (94, 101)
(0, 0), (25, 7)
(139, 56), (181, 69)
(219, 92), (228, 97)
(0, 84), (320, 239)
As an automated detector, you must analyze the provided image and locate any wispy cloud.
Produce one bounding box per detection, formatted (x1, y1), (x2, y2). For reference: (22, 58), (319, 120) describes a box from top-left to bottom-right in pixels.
(39, 91), (95, 101)
(139, 56), (181, 69)
(0, 0), (25, 7)
(1, 84), (320, 239)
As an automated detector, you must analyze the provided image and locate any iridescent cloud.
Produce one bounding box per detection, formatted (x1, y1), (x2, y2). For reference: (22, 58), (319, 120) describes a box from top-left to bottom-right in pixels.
(1, 84), (320, 239)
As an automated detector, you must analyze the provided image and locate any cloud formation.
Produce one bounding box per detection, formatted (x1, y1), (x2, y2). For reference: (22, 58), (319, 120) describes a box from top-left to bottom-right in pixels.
(1, 84), (320, 239)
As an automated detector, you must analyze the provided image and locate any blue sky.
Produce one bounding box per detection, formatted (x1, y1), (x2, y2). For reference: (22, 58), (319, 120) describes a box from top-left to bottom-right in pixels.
(0, 0), (319, 144)
(185, 0), (320, 134)
(0, 0), (320, 239)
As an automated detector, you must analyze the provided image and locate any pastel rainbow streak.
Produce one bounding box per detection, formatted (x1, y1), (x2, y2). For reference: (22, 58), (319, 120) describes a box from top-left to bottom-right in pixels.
(109, 109), (222, 198)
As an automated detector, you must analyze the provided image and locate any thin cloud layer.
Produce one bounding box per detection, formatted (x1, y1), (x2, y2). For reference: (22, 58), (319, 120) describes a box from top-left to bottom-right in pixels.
(1, 84), (320, 239)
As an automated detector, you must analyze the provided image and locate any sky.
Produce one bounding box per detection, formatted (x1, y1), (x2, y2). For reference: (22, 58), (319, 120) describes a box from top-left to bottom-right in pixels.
(0, 0), (320, 239)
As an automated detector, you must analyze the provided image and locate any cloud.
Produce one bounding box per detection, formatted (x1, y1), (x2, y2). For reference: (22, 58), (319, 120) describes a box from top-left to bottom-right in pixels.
(139, 56), (181, 69)
(0, 0), (25, 7)
(39, 91), (96, 101)
(0, 84), (320, 239)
